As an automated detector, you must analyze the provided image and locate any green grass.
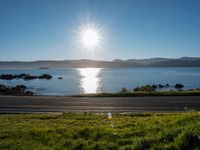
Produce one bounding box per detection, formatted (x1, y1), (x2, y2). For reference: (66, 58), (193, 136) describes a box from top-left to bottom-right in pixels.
(72, 90), (200, 97)
(0, 112), (199, 150)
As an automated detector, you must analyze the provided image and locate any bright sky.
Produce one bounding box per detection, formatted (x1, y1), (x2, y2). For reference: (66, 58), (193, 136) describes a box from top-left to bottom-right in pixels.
(0, 0), (200, 61)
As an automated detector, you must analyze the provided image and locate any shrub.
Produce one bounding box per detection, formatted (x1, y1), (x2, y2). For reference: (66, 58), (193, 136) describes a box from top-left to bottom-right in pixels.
(120, 88), (129, 93)
(133, 85), (155, 92)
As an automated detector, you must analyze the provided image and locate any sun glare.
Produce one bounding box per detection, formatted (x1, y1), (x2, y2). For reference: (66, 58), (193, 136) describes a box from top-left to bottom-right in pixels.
(79, 68), (101, 93)
(78, 24), (102, 50)
(81, 29), (99, 48)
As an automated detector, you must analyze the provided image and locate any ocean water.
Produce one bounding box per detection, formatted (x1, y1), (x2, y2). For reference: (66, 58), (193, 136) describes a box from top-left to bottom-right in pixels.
(1, 67), (200, 95)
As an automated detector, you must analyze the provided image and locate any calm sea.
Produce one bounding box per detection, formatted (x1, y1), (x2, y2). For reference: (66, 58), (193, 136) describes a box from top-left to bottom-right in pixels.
(0, 67), (200, 95)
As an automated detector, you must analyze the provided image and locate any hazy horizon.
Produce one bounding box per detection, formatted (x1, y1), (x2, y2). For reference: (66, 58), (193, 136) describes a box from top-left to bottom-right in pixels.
(0, 56), (200, 62)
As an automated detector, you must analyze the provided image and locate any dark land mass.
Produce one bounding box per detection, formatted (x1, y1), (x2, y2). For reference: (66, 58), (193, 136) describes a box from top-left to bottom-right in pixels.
(0, 74), (52, 80)
(1, 57), (200, 69)
(0, 96), (199, 113)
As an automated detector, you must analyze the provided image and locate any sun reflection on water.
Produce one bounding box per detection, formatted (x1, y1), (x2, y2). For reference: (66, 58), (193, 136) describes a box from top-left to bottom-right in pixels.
(79, 68), (101, 93)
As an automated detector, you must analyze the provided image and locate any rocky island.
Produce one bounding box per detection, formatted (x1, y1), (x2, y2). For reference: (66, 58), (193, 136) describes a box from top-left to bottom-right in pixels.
(0, 74), (52, 80)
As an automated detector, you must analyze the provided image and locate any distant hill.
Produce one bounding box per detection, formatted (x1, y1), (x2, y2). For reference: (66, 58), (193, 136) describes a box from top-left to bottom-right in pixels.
(1, 57), (200, 69)
(123, 58), (173, 65)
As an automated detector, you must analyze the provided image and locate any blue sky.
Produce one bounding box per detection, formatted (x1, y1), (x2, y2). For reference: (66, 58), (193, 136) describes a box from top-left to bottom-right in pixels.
(0, 0), (200, 61)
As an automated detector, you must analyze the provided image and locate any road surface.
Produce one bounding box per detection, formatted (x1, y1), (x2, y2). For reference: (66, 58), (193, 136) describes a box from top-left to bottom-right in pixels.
(0, 96), (199, 113)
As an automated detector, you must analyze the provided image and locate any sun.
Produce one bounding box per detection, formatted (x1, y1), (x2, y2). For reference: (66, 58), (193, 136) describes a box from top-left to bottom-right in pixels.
(81, 28), (99, 48)
(78, 24), (102, 50)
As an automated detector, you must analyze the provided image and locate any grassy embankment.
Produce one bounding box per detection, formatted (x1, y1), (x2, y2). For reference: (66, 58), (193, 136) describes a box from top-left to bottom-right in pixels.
(0, 112), (199, 149)
(73, 90), (200, 97)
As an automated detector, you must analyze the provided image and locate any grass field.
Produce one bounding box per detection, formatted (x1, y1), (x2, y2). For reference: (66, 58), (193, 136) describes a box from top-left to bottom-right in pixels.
(0, 112), (199, 150)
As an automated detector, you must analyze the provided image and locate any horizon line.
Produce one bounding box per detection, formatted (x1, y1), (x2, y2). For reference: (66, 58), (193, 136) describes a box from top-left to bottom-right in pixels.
(0, 56), (200, 62)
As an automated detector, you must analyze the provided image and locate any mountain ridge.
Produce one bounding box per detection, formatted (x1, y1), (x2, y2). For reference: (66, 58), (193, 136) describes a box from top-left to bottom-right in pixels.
(0, 57), (200, 69)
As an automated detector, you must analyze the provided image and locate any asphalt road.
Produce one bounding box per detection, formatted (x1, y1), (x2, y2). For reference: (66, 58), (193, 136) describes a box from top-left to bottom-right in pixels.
(0, 96), (199, 113)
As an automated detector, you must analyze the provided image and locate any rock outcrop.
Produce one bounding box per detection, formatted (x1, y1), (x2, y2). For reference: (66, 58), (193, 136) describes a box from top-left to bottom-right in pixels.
(38, 74), (52, 80)
(0, 74), (53, 80)
(0, 84), (34, 96)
